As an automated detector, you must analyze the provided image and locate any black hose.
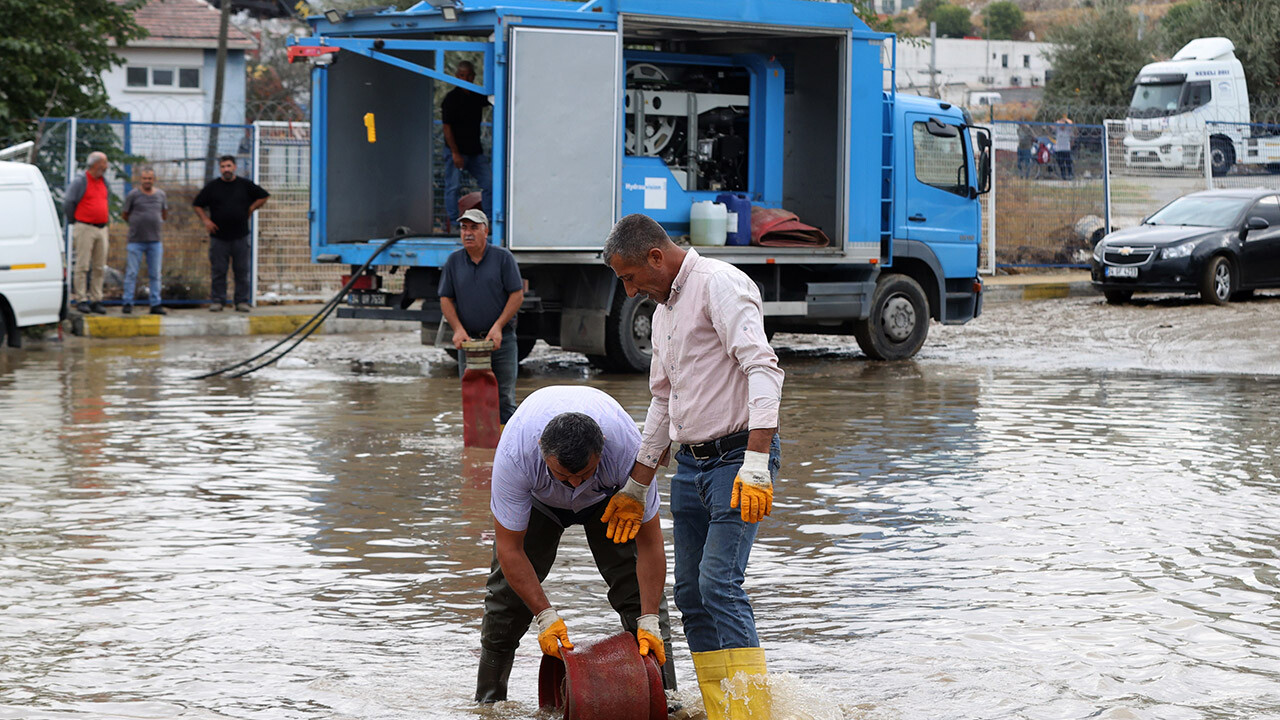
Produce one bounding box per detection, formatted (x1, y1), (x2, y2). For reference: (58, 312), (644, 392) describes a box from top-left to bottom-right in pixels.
(191, 233), (407, 380)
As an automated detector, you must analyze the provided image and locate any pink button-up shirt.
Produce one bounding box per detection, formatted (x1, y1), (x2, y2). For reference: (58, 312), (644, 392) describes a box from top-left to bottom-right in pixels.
(637, 249), (784, 468)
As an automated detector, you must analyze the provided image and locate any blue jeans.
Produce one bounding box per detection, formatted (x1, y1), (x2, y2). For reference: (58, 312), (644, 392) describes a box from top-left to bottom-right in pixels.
(671, 433), (781, 653)
(443, 149), (493, 222)
(457, 328), (517, 424)
(123, 241), (163, 307)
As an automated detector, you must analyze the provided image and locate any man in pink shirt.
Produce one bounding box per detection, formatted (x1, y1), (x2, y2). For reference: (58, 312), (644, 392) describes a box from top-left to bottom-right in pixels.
(600, 213), (783, 720)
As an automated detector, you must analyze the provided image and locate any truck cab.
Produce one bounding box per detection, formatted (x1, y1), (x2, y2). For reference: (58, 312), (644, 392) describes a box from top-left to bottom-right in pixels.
(292, 0), (988, 370)
(1123, 37), (1273, 176)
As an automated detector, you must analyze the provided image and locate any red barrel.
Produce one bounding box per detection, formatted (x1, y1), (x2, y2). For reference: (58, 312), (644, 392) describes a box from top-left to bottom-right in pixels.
(538, 632), (665, 720)
(460, 340), (500, 449)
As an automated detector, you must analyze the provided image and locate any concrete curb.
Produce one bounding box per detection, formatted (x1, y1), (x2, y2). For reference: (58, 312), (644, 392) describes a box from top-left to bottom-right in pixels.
(71, 311), (413, 338)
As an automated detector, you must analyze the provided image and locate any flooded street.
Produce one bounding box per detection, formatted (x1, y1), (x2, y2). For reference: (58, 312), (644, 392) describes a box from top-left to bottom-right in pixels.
(3, 302), (1280, 719)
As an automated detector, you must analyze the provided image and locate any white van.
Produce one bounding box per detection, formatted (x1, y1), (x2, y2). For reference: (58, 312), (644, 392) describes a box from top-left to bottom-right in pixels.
(0, 160), (67, 347)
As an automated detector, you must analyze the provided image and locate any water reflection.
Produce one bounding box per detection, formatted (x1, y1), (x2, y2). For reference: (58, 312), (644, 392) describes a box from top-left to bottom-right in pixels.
(1, 339), (1279, 719)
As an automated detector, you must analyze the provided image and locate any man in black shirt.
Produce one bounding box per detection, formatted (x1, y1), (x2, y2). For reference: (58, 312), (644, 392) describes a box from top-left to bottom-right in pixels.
(193, 155), (270, 312)
(441, 61), (492, 230)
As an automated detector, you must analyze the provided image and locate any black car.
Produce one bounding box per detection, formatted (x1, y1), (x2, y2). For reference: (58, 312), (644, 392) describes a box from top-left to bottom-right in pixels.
(1091, 188), (1280, 305)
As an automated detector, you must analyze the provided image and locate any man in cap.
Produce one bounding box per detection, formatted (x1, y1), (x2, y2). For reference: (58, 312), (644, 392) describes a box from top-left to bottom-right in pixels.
(475, 384), (676, 702)
(438, 208), (523, 423)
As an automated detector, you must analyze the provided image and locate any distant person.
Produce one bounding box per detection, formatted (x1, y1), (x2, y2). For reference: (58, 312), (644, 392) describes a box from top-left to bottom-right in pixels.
(474, 385), (676, 703)
(193, 155), (269, 312)
(438, 209), (523, 423)
(120, 167), (169, 315)
(1016, 123), (1034, 178)
(1055, 114), (1074, 180)
(441, 60), (492, 229)
(64, 151), (111, 315)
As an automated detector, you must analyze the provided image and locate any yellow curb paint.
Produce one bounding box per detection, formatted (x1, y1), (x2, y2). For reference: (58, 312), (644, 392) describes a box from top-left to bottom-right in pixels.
(248, 315), (325, 336)
(1023, 283), (1069, 300)
(84, 315), (162, 338)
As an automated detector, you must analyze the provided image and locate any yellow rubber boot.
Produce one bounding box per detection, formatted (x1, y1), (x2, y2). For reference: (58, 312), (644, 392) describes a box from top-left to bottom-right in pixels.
(692, 648), (770, 720)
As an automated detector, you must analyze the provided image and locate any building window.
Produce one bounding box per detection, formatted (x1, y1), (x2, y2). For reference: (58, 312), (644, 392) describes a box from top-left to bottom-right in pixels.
(125, 66), (202, 91)
(1001, 54), (1009, 68)
(1023, 54), (1031, 68)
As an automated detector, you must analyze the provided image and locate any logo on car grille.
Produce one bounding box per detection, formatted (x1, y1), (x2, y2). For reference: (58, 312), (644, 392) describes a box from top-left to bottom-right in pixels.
(1120, 246), (1133, 256)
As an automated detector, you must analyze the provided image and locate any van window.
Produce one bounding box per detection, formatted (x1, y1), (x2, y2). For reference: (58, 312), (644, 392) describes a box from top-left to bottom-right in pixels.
(913, 121), (968, 196)
(0, 188), (36, 240)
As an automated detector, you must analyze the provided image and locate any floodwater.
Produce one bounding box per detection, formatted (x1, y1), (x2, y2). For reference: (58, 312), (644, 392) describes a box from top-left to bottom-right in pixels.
(3, 324), (1280, 720)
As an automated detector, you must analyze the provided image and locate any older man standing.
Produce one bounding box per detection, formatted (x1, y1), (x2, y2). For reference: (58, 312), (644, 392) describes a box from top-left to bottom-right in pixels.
(601, 213), (783, 720)
(63, 151), (111, 315)
(120, 167), (169, 315)
(438, 208), (523, 423)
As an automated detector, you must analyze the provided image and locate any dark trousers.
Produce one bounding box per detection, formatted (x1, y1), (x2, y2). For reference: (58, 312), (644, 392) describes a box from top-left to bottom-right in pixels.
(1055, 150), (1074, 180)
(476, 495), (677, 702)
(209, 235), (251, 305)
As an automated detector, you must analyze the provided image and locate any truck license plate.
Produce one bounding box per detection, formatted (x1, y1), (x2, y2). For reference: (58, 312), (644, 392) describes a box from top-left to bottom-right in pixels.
(1106, 266), (1139, 279)
(348, 290), (388, 306)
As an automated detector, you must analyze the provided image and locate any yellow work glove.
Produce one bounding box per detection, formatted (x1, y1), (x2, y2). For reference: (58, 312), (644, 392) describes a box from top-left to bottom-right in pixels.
(536, 607), (573, 659)
(636, 613), (666, 665)
(600, 477), (648, 544)
(730, 450), (773, 524)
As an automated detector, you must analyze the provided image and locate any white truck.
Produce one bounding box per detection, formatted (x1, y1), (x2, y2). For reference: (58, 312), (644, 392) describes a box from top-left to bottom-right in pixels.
(1124, 37), (1280, 176)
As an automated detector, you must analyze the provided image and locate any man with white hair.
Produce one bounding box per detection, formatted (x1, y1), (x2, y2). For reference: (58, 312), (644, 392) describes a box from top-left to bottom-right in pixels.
(63, 151), (111, 314)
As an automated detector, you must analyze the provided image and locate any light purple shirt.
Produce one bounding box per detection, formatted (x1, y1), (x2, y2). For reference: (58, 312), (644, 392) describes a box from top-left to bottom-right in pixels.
(638, 249), (784, 467)
(491, 385), (659, 531)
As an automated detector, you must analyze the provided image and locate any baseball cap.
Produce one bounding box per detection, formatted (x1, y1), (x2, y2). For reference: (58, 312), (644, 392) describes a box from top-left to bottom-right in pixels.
(457, 208), (489, 226)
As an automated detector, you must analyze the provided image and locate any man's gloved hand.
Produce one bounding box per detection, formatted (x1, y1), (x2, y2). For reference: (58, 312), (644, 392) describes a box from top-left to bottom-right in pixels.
(600, 477), (648, 544)
(730, 450), (772, 524)
(636, 614), (665, 665)
(536, 607), (573, 659)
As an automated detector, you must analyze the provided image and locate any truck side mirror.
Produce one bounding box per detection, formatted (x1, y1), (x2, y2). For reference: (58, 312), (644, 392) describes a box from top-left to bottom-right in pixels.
(973, 128), (992, 195)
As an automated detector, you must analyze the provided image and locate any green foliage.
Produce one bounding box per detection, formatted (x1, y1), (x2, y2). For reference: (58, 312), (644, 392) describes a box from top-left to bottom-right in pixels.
(932, 5), (972, 38)
(0, 0), (147, 141)
(1157, 0), (1280, 107)
(982, 1), (1024, 40)
(916, 0), (945, 21)
(1042, 1), (1156, 122)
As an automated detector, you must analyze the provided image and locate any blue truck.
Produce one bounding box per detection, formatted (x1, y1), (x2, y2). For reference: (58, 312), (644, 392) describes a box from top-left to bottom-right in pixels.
(289, 0), (990, 370)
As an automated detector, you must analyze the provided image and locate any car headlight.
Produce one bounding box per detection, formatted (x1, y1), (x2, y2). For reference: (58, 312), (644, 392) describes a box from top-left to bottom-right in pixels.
(1093, 243), (1105, 262)
(1160, 242), (1196, 259)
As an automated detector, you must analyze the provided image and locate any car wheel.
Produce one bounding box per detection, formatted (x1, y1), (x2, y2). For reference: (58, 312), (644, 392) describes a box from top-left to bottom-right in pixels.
(852, 274), (929, 360)
(1199, 255), (1234, 305)
(1103, 289), (1132, 305)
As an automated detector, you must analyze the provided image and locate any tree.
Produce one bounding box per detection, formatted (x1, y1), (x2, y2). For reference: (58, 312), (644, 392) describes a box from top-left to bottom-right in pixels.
(916, 0), (945, 22)
(982, 1), (1024, 40)
(0, 0), (147, 142)
(1042, 1), (1156, 122)
(1158, 0), (1280, 108)
(932, 4), (972, 38)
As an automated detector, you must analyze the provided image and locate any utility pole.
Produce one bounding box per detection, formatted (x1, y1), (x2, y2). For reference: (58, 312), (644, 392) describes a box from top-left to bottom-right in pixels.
(929, 21), (939, 98)
(204, 0), (231, 180)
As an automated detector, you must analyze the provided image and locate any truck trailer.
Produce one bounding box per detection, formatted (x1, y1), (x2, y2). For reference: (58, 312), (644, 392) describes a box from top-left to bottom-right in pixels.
(289, 0), (990, 371)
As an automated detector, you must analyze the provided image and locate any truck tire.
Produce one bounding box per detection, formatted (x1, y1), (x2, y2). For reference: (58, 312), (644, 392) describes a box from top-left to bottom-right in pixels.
(600, 290), (656, 373)
(1199, 255), (1234, 305)
(1210, 137), (1234, 177)
(1103, 289), (1132, 305)
(852, 274), (929, 361)
(0, 305), (8, 349)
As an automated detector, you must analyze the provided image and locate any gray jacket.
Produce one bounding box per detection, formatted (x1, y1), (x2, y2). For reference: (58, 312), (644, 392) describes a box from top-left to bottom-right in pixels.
(63, 174), (88, 221)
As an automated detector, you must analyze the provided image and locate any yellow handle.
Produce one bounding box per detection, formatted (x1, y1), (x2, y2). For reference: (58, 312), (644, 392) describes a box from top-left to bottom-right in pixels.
(363, 112), (376, 143)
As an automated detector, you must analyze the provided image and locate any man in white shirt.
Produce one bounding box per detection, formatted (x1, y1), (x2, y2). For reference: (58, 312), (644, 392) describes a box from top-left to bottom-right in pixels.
(475, 384), (676, 703)
(601, 213), (784, 720)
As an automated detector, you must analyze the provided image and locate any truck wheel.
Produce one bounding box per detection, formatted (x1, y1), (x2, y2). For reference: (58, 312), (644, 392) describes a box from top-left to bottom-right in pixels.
(1199, 255), (1234, 305)
(0, 307), (8, 349)
(1103, 289), (1132, 305)
(1210, 138), (1234, 177)
(852, 274), (929, 360)
(602, 291), (656, 373)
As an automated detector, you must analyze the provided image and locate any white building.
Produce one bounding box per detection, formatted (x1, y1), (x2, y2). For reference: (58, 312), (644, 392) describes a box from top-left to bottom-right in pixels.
(889, 37), (1054, 109)
(103, 0), (254, 125)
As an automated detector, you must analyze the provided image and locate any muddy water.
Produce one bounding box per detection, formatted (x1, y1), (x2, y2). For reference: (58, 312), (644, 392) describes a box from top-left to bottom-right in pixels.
(2, 336), (1280, 720)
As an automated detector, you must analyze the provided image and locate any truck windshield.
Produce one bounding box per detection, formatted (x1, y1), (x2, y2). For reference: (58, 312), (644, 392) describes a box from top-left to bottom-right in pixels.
(1146, 196), (1251, 227)
(1129, 82), (1183, 118)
